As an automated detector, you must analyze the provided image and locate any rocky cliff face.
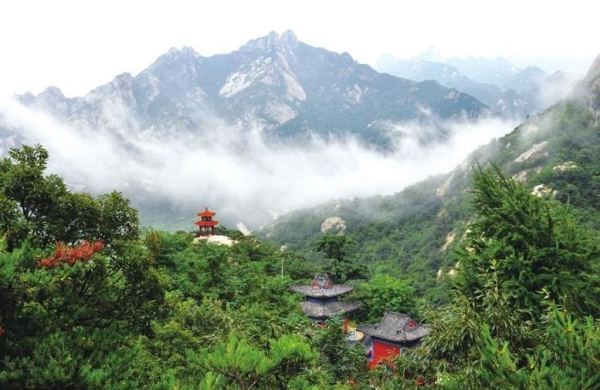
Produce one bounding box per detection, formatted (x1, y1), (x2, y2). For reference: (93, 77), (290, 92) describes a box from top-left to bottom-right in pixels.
(585, 54), (600, 115)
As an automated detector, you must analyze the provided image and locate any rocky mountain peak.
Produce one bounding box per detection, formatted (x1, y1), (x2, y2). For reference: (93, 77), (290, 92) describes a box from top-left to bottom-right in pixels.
(172, 45), (202, 60)
(240, 31), (281, 52)
(39, 86), (66, 99)
(151, 46), (203, 72)
(111, 73), (134, 87)
(280, 30), (298, 48)
(239, 30), (299, 53)
(14, 91), (35, 105)
(83, 72), (135, 106)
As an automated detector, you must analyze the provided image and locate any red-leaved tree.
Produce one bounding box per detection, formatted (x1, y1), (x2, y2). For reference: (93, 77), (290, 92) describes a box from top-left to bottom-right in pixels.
(39, 241), (104, 268)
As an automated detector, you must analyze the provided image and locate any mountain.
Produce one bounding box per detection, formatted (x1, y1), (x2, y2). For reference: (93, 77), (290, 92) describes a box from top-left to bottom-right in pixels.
(376, 58), (533, 119)
(502, 66), (549, 93)
(585, 54), (600, 114)
(376, 59), (501, 102)
(262, 52), (600, 299)
(377, 51), (581, 121)
(4, 30), (490, 151)
(445, 56), (520, 85)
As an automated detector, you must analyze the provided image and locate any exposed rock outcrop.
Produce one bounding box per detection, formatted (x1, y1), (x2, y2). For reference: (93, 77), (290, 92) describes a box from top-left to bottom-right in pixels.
(441, 231), (456, 251)
(515, 141), (549, 163)
(531, 184), (556, 198)
(320, 217), (346, 234)
(553, 161), (578, 172)
(194, 235), (236, 247)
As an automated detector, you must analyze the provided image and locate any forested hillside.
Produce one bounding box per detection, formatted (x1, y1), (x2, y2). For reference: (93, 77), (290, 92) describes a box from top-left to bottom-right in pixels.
(262, 54), (600, 302)
(0, 145), (366, 388)
(2, 143), (600, 388)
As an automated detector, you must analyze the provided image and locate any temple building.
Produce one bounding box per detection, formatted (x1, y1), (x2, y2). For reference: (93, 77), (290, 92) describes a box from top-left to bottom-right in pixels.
(290, 274), (362, 324)
(357, 311), (430, 368)
(195, 207), (219, 236)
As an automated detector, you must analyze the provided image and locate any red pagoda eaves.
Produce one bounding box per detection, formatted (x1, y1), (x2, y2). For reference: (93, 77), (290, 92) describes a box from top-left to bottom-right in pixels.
(195, 220), (218, 227)
(198, 207), (217, 218)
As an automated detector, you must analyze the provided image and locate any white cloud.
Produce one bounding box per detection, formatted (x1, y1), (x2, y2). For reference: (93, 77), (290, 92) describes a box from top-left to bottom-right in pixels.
(0, 98), (517, 227)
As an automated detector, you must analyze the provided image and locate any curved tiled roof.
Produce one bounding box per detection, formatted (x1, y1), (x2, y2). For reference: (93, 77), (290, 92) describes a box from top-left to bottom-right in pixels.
(290, 284), (354, 297)
(300, 300), (362, 319)
(198, 207), (217, 217)
(195, 220), (219, 227)
(357, 311), (430, 343)
(290, 274), (354, 297)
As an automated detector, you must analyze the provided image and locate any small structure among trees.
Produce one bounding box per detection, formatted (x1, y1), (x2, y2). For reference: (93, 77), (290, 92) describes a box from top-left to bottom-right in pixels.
(195, 207), (219, 236)
(357, 310), (429, 368)
(290, 274), (362, 325)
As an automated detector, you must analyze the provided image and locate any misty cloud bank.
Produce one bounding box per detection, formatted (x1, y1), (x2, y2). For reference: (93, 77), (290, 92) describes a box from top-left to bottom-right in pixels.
(0, 99), (517, 228)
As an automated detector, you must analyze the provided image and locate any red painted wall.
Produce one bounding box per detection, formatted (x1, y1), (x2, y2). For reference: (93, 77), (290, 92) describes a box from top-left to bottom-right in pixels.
(370, 339), (401, 367)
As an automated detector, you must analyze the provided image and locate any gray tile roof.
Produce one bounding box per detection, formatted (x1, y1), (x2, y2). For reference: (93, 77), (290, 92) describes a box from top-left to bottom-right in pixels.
(300, 300), (362, 319)
(290, 284), (354, 298)
(357, 311), (430, 343)
(290, 274), (354, 298)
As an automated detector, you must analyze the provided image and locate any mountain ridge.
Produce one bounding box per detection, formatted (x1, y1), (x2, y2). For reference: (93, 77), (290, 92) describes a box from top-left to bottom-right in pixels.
(5, 30), (491, 150)
(377, 52), (579, 120)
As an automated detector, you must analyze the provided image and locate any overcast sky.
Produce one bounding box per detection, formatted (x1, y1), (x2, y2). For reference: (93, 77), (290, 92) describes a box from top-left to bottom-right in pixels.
(0, 0), (598, 98)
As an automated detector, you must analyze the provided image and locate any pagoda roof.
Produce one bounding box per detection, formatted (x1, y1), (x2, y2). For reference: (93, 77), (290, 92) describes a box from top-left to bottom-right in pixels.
(300, 300), (362, 319)
(357, 311), (430, 343)
(198, 207), (216, 218)
(290, 274), (354, 298)
(290, 284), (354, 297)
(195, 220), (219, 227)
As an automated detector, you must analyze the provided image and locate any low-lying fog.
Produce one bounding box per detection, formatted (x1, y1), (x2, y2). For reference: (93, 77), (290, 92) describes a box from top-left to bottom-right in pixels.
(0, 99), (518, 228)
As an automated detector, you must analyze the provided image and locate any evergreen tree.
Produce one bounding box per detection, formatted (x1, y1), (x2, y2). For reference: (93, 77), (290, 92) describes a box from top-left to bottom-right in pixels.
(312, 234), (367, 282)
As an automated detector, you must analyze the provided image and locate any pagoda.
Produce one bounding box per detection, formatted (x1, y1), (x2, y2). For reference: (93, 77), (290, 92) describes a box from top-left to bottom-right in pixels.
(195, 207), (219, 236)
(290, 274), (362, 324)
(357, 310), (430, 368)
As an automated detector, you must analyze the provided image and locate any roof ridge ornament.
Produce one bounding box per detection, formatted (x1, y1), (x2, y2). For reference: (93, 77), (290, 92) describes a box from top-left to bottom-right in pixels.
(311, 273), (333, 289)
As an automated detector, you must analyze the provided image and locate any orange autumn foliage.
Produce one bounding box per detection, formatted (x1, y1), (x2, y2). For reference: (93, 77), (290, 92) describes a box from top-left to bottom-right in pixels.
(39, 241), (104, 268)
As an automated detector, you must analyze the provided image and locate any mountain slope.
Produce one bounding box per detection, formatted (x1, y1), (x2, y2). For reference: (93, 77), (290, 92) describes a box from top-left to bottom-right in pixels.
(262, 53), (600, 299)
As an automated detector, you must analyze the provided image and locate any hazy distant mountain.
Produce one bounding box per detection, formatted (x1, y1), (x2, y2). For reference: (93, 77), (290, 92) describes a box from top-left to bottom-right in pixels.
(8, 31), (490, 150)
(376, 57), (501, 100)
(377, 52), (580, 120)
(502, 66), (549, 93)
(445, 56), (520, 85)
(377, 56), (532, 119)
